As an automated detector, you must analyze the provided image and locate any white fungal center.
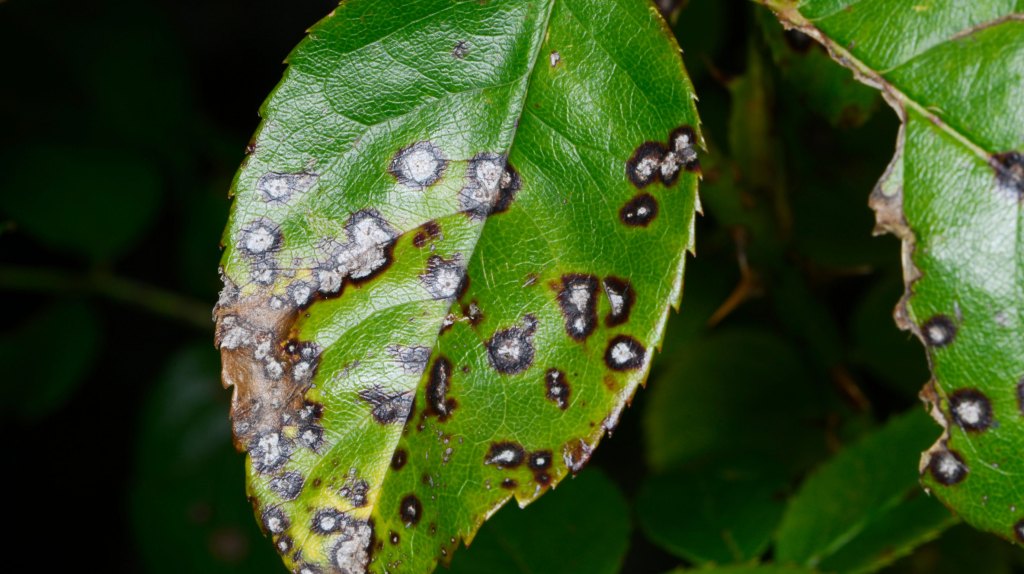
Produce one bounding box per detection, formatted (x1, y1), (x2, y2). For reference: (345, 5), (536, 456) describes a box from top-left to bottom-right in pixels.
(267, 515), (284, 534)
(568, 284), (590, 313)
(636, 155), (659, 181)
(244, 225), (276, 254)
(954, 400), (983, 425)
(320, 515), (337, 531)
(489, 448), (518, 465)
(937, 453), (962, 479)
(495, 338), (522, 362)
(475, 158), (504, 192)
(927, 324), (950, 345)
(610, 341), (636, 365)
(257, 433), (283, 468)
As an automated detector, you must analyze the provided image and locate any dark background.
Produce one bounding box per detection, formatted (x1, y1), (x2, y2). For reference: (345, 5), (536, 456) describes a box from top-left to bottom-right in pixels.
(1, 0), (1020, 572)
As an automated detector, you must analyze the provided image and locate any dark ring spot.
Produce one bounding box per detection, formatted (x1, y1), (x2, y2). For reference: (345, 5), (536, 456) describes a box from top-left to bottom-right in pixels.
(927, 448), (968, 486)
(604, 335), (646, 371)
(399, 494), (423, 526)
(620, 194), (658, 227)
(948, 388), (994, 432)
(921, 315), (956, 348)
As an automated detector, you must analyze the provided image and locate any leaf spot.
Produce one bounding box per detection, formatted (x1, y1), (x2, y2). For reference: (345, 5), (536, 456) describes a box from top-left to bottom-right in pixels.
(262, 506), (290, 535)
(620, 193), (658, 226)
(949, 388), (994, 432)
(358, 385), (414, 425)
(425, 357), (457, 421)
(602, 277), (635, 326)
(390, 141), (446, 189)
(549, 50), (561, 67)
(928, 447), (969, 486)
(239, 220), (282, 257)
(399, 494), (423, 527)
(605, 335), (645, 371)
(486, 315), (537, 374)
(557, 274), (598, 341)
(420, 254), (466, 300)
(268, 471), (305, 501)
(993, 151), (1023, 200)
(452, 40), (469, 59)
(484, 442), (525, 469)
(312, 508), (347, 535)
(385, 344), (431, 375)
(460, 153), (521, 218)
(257, 171), (317, 204)
(250, 431), (294, 474)
(922, 315), (956, 347)
(544, 368), (571, 410)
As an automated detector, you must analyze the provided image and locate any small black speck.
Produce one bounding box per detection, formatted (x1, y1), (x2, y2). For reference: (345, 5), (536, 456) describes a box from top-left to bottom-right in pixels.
(391, 448), (408, 471)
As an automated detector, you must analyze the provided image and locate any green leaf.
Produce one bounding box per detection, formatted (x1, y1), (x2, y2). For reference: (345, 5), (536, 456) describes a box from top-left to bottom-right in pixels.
(448, 469), (630, 574)
(760, 0), (1024, 545)
(775, 409), (958, 572)
(637, 455), (788, 565)
(644, 328), (830, 474)
(214, 1), (700, 572)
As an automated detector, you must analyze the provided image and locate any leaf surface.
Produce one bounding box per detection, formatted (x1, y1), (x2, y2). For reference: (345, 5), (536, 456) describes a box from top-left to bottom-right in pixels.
(775, 409), (957, 572)
(213, 1), (700, 572)
(760, 0), (1024, 545)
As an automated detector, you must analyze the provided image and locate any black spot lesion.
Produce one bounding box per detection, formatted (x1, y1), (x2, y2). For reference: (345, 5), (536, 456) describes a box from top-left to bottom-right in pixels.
(620, 193), (658, 226)
(528, 449), (553, 485)
(359, 385), (414, 425)
(268, 471), (305, 501)
(948, 388), (995, 432)
(544, 368), (571, 410)
(604, 335), (646, 371)
(486, 315), (537, 375)
(460, 153), (522, 218)
(557, 274), (599, 341)
(311, 508), (347, 535)
(921, 315), (956, 348)
(603, 277), (635, 326)
(625, 126), (699, 189)
(425, 356), (457, 421)
(391, 448), (408, 470)
(927, 446), (969, 486)
(412, 220), (442, 248)
(484, 441), (525, 469)
(452, 40), (469, 59)
(399, 494), (423, 526)
(992, 151), (1023, 199)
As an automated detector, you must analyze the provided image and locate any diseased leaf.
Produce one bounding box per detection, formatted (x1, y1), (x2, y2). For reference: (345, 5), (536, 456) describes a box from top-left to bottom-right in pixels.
(775, 409), (957, 572)
(760, 0), (1024, 545)
(664, 565), (817, 574)
(448, 469), (630, 574)
(213, 1), (700, 572)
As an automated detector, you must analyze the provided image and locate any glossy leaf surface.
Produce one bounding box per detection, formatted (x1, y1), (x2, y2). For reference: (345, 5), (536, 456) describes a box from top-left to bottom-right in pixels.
(760, 0), (1023, 545)
(213, 1), (700, 572)
(775, 409), (957, 572)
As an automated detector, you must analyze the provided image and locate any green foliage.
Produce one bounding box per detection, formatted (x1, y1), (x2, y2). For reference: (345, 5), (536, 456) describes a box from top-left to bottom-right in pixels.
(760, 0), (1024, 546)
(1, 0), (1021, 572)
(214, 0), (699, 571)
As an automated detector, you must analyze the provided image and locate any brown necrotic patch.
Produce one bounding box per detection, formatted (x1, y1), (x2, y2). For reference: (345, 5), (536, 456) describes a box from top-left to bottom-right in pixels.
(412, 220), (442, 248)
(562, 438), (593, 474)
(605, 335), (646, 371)
(620, 193), (658, 226)
(391, 448), (408, 471)
(358, 385), (414, 425)
(486, 316), (537, 375)
(399, 494), (423, 527)
(948, 388), (994, 432)
(484, 441), (525, 469)
(602, 277), (635, 326)
(545, 368), (570, 410)
(993, 151), (1023, 200)
(425, 357), (456, 421)
(927, 447), (969, 486)
(921, 315), (956, 348)
(557, 274), (599, 341)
